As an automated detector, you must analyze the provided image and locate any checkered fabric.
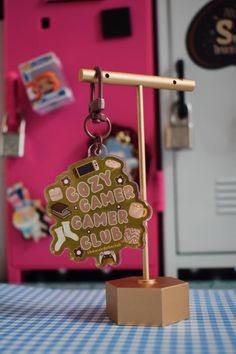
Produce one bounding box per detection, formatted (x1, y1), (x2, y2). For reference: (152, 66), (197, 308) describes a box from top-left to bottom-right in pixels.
(0, 284), (235, 354)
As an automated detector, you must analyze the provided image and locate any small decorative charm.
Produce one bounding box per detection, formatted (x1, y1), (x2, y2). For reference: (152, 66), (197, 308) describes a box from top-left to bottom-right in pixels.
(19, 52), (74, 115)
(103, 123), (152, 182)
(45, 67), (152, 267)
(45, 156), (152, 267)
(7, 182), (51, 241)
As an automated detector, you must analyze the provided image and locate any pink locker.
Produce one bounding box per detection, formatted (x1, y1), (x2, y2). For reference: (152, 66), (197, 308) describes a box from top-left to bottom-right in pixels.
(4, 0), (162, 282)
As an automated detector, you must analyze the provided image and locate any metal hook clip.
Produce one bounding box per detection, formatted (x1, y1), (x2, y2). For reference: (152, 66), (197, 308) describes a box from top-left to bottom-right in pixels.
(84, 66), (112, 143)
(89, 66), (105, 122)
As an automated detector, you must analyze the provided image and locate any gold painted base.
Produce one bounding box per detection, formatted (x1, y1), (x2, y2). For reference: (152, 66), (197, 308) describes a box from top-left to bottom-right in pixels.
(106, 276), (189, 326)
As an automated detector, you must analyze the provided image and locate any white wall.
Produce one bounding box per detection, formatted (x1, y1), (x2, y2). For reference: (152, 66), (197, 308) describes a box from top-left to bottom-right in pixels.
(0, 20), (6, 281)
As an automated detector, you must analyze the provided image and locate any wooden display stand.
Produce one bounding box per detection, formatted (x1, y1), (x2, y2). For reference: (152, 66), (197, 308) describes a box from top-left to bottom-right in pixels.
(80, 69), (195, 326)
(106, 276), (189, 326)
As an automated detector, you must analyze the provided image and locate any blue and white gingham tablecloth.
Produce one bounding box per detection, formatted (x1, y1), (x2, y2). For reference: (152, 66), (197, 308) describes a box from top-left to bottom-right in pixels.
(0, 284), (235, 354)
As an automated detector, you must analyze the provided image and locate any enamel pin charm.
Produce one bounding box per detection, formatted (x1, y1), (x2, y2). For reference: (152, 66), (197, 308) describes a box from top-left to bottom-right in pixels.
(45, 156), (151, 266)
(45, 67), (152, 267)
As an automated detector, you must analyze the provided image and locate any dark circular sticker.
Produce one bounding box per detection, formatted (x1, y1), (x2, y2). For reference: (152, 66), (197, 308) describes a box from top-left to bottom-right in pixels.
(186, 0), (236, 69)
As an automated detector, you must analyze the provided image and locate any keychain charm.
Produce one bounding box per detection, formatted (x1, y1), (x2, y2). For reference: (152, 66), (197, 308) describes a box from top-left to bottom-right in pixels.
(45, 155), (152, 266)
(45, 67), (152, 267)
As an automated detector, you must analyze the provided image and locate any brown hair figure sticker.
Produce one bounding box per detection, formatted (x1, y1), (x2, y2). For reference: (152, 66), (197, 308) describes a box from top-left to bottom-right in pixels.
(45, 156), (152, 267)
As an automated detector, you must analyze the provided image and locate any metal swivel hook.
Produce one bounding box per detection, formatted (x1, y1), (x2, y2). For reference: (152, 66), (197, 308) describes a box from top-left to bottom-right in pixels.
(89, 66), (105, 122)
(84, 66), (112, 142)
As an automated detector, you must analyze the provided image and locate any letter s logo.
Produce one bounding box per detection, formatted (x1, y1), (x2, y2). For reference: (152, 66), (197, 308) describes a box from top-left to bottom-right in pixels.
(216, 19), (233, 45)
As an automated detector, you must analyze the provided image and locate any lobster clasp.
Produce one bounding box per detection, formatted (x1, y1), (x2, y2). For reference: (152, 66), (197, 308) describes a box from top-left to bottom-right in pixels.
(89, 67), (106, 122)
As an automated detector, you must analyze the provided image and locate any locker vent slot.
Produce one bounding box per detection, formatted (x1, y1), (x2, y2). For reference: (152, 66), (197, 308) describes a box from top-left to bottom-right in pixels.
(216, 178), (236, 214)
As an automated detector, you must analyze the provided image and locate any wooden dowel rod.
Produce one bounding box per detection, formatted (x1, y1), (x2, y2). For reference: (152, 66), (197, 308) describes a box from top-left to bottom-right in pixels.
(137, 85), (149, 281)
(79, 69), (196, 92)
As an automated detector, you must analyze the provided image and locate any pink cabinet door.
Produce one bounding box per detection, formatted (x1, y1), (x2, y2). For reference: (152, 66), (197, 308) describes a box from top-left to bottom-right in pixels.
(4, 0), (160, 282)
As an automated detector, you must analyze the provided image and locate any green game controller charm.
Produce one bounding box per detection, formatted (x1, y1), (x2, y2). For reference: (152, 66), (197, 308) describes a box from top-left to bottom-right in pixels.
(45, 155), (152, 267)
